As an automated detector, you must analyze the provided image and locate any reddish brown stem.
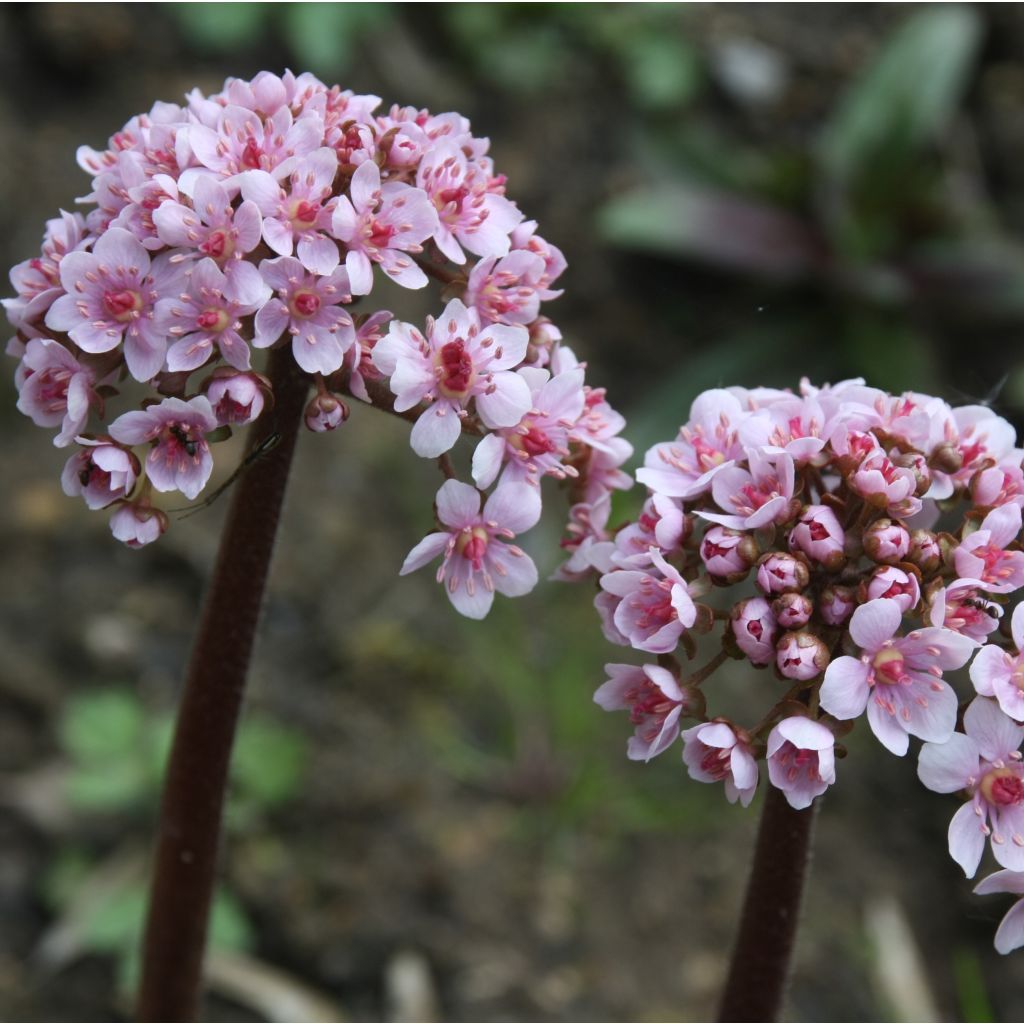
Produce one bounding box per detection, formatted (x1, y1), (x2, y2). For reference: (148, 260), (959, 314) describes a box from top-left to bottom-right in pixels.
(717, 784), (818, 1022)
(136, 345), (309, 1021)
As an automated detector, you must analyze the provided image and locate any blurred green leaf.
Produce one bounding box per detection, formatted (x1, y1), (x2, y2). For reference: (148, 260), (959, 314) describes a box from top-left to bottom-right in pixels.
(66, 759), (148, 811)
(284, 3), (391, 76)
(953, 947), (995, 1022)
(209, 890), (256, 951)
(599, 182), (820, 280)
(60, 691), (143, 764)
(233, 719), (307, 807)
(620, 32), (700, 110)
(820, 5), (982, 182)
(170, 3), (269, 50)
(80, 885), (147, 953)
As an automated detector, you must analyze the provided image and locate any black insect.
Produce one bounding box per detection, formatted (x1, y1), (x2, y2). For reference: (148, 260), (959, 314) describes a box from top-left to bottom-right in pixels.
(169, 424), (198, 458)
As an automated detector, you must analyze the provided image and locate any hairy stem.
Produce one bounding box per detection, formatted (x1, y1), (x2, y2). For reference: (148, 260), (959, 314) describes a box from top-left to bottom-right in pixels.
(137, 345), (309, 1021)
(717, 785), (818, 1022)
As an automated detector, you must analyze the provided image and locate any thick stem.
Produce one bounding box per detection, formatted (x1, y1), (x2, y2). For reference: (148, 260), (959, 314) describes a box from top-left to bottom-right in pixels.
(717, 785), (818, 1022)
(137, 346), (309, 1022)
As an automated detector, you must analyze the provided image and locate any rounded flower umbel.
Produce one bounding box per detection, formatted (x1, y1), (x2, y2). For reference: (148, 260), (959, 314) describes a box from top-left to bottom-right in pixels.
(400, 479), (540, 619)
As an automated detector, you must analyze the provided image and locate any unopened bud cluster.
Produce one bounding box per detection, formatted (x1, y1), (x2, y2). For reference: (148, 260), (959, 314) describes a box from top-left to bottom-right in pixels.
(577, 379), (1024, 953)
(5, 71), (629, 616)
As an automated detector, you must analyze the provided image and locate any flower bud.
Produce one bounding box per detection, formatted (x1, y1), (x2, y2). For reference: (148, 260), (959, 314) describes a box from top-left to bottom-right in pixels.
(818, 584), (856, 626)
(109, 499), (168, 549)
(891, 451), (932, 497)
(204, 370), (268, 425)
(862, 518), (910, 564)
(772, 592), (813, 629)
(907, 529), (941, 574)
(305, 392), (349, 433)
(789, 505), (845, 570)
(700, 526), (756, 582)
(776, 630), (830, 681)
(929, 441), (963, 475)
(730, 597), (777, 666)
(755, 552), (810, 595)
(865, 565), (921, 614)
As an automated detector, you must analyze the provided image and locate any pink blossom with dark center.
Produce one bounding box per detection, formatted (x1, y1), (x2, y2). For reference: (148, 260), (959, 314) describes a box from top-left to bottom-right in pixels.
(955, 504), (1024, 594)
(157, 257), (270, 372)
(45, 227), (184, 381)
(241, 148), (340, 274)
(701, 448), (796, 530)
(15, 337), (97, 446)
(755, 552), (809, 595)
(304, 391), (348, 432)
(253, 256), (355, 375)
(594, 663), (690, 761)
(731, 596), (777, 665)
(554, 493), (615, 582)
(773, 593), (812, 629)
(470, 366), (585, 489)
(766, 716), (836, 810)
(818, 584), (857, 626)
(153, 176), (264, 302)
(700, 526), (753, 579)
(61, 439), (139, 509)
(863, 519), (910, 564)
(343, 310), (393, 403)
(973, 464), (1024, 511)
(108, 395), (217, 500)
(416, 140), (523, 264)
(508, 220), (566, 300)
(972, 604), (1024, 722)
(682, 722), (758, 806)
(820, 598), (973, 756)
(740, 395), (830, 466)
(599, 550), (697, 654)
(330, 159), (438, 294)
(850, 448), (921, 517)
(372, 298), (530, 458)
(918, 697), (1024, 876)
(866, 565), (921, 615)
(611, 494), (688, 570)
(399, 479), (540, 619)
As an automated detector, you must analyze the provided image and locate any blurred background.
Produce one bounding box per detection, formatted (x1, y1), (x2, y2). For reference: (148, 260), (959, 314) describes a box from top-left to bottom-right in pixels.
(2, 3), (1024, 1020)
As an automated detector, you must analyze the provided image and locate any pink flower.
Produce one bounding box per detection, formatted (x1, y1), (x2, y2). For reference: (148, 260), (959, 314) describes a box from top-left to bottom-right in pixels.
(416, 140), (523, 264)
(973, 464), (1024, 511)
(863, 519), (910, 564)
(15, 337), (97, 446)
(955, 504), (1024, 594)
(399, 479), (540, 619)
(553, 494), (615, 582)
(45, 227), (184, 381)
(636, 389), (745, 499)
(773, 593), (812, 629)
(701, 448), (796, 530)
(599, 550), (698, 655)
(918, 697), (1024, 875)
(928, 577), (1001, 643)
(304, 391), (348, 432)
(730, 596), (777, 665)
(471, 366), (585, 489)
(463, 250), (547, 327)
(612, 494), (688, 570)
(700, 526), (754, 580)
(594, 663), (691, 761)
(974, 871), (1024, 954)
(372, 298), (530, 458)
(108, 395), (218, 499)
(109, 499), (168, 548)
(682, 722), (759, 806)
(766, 717), (836, 810)
(850, 449), (921, 517)
(789, 504), (845, 570)
(204, 371), (266, 426)
(241, 148), (340, 274)
(61, 440), (139, 509)
(776, 630), (830, 681)
(865, 565), (920, 615)
(157, 257), (270, 371)
(253, 257), (355, 375)
(971, 604), (1024, 722)
(153, 176), (264, 301)
(820, 598), (973, 756)
(330, 159), (438, 294)
(818, 584), (856, 626)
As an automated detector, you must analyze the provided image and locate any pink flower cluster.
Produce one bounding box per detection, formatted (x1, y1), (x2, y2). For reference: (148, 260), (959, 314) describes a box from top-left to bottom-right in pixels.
(5, 71), (629, 609)
(578, 379), (1024, 952)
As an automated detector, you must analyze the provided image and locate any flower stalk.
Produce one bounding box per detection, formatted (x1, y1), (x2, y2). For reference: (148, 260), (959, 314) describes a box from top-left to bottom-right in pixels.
(137, 343), (309, 1022)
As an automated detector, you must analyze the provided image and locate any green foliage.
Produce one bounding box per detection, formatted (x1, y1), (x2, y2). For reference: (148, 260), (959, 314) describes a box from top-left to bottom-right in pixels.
(170, 3), (268, 50)
(953, 946), (995, 1022)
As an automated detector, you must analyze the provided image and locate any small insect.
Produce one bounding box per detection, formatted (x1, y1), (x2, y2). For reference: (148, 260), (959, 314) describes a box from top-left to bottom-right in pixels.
(169, 424), (198, 457)
(171, 431), (282, 519)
